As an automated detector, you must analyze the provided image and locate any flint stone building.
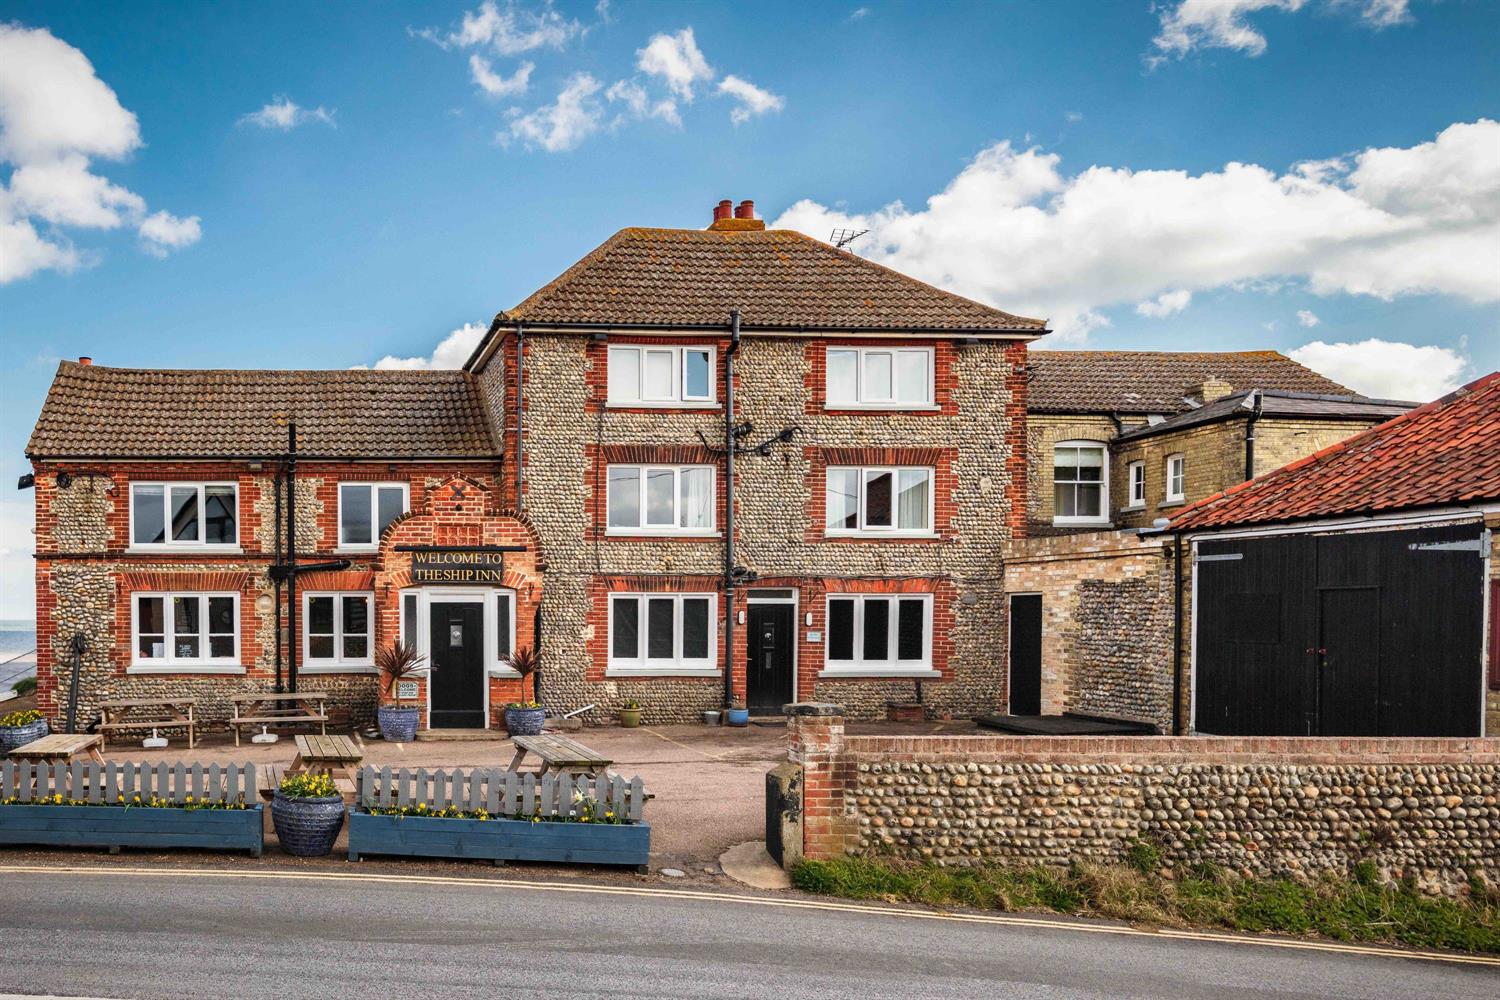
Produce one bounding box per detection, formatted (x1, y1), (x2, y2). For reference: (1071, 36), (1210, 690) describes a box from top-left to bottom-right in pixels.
(27, 200), (1045, 729)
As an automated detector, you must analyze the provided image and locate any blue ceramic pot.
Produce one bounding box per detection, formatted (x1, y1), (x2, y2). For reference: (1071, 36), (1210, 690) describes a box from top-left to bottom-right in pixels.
(505, 706), (545, 736)
(725, 708), (750, 727)
(0, 717), (48, 753)
(272, 791), (346, 857)
(377, 705), (420, 742)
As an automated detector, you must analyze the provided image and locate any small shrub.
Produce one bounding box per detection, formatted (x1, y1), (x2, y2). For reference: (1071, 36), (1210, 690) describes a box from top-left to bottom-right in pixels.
(10, 677), (36, 696)
(1125, 838), (1164, 876)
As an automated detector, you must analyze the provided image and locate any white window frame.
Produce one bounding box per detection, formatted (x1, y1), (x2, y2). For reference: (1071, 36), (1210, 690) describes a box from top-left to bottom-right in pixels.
(1052, 441), (1110, 526)
(607, 345), (716, 406)
(605, 464), (717, 536)
(1166, 453), (1187, 503)
(301, 592), (376, 672)
(128, 482), (240, 551)
(606, 592), (719, 676)
(1125, 461), (1146, 509)
(825, 346), (935, 409)
(825, 466), (936, 536)
(337, 482), (410, 551)
(129, 592), (242, 673)
(822, 593), (936, 676)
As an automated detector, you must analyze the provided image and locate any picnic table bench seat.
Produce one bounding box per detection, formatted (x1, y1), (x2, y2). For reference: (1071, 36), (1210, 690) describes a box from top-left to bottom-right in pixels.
(98, 697), (195, 749)
(508, 734), (613, 776)
(228, 692), (329, 747)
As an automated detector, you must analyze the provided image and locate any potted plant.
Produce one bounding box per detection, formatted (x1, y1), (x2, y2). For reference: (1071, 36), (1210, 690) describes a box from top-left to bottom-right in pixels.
(619, 700), (641, 728)
(725, 699), (750, 727)
(271, 771), (345, 857)
(502, 646), (545, 735)
(376, 640), (426, 742)
(0, 709), (48, 753)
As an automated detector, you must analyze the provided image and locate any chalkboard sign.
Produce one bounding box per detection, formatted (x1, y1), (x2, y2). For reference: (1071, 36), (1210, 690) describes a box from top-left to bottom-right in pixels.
(410, 550), (506, 584)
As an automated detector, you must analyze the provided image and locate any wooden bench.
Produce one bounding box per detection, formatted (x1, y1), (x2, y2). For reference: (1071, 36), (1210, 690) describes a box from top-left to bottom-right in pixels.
(507, 734), (614, 777)
(8, 732), (106, 766)
(98, 697), (196, 750)
(229, 692), (329, 747)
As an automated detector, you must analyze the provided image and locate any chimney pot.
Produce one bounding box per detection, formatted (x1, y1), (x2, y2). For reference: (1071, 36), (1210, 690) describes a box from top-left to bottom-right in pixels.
(78, 356), (92, 366)
(734, 199), (755, 220)
(713, 199), (733, 222)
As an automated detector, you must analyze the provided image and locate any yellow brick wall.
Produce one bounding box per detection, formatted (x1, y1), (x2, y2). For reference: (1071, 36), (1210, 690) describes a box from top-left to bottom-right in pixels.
(1252, 420), (1383, 477)
(1027, 414), (1139, 531)
(1112, 422), (1245, 530)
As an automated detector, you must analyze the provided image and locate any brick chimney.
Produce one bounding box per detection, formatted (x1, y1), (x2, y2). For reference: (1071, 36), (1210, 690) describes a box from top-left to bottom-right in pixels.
(78, 356), (93, 366)
(708, 198), (766, 232)
(1197, 377), (1234, 404)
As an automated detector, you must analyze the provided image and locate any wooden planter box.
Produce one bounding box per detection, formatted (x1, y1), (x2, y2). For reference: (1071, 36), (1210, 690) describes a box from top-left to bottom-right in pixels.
(0, 804), (264, 857)
(348, 811), (649, 870)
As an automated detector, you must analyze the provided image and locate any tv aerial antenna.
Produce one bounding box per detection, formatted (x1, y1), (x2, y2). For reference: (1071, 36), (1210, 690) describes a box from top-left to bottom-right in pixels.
(830, 228), (869, 250)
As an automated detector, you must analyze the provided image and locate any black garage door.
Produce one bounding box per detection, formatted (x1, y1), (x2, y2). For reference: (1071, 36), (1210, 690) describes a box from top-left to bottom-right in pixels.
(1195, 522), (1484, 737)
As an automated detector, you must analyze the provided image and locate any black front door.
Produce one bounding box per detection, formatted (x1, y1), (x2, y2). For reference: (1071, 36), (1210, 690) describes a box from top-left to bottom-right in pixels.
(1008, 594), (1042, 715)
(747, 603), (795, 715)
(429, 601), (485, 728)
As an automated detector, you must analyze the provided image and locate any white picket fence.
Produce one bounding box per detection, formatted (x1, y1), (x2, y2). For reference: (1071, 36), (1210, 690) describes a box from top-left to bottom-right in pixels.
(356, 766), (646, 823)
(0, 760), (256, 805)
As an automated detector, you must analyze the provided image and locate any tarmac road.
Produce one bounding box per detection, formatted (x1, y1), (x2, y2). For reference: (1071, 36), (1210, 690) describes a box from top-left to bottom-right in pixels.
(0, 866), (1495, 999)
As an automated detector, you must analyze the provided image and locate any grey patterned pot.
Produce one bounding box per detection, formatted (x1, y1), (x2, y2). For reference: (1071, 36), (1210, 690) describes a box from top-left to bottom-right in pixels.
(272, 792), (346, 857)
(377, 705), (420, 743)
(0, 717), (48, 753)
(504, 706), (545, 736)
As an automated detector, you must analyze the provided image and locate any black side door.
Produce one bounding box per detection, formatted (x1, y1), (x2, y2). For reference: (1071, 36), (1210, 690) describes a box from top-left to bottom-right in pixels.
(429, 601), (485, 729)
(1008, 594), (1042, 716)
(747, 603), (795, 715)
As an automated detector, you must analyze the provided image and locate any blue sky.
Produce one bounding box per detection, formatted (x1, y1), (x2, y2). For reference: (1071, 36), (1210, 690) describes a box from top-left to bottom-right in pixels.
(1, 0), (1497, 619)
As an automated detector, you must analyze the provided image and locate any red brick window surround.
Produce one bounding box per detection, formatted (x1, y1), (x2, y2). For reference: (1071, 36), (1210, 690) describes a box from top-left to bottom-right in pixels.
(585, 445), (726, 541)
(806, 447), (955, 542)
(805, 341), (958, 415)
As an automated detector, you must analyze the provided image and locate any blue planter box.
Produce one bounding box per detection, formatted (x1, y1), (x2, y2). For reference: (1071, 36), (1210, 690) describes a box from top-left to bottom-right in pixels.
(0, 804), (264, 857)
(349, 811), (649, 869)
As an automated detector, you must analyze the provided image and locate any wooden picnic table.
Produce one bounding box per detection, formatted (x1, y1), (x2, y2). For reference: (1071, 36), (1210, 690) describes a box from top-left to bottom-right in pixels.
(287, 734), (364, 784)
(98, 697), (195, 749)
(229, 691), (329, 747)
(8, 732), (106, 766)
(507, 734), (613, 777)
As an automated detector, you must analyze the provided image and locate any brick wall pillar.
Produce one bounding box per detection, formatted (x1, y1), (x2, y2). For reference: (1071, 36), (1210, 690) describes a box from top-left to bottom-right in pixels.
(785, 702), (856, 860)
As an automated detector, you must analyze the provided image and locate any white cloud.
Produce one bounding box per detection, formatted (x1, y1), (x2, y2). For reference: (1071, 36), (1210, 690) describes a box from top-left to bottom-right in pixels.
(605, 79), (680, 127)
(1296, 309), (1321, 327)
(138, 210), (202, 257)
(0, 23), (200, 282)
(238, 96), (336, 130)
(503, 73), (603, 152)
(1064, 110), (1084, 124)
(1289, 338), (1467, 401)
(849, 7), (871, 21)
(1150, 0), (1413, 64)
(637, 28), (713, 101)
(1135, 289), (1192, 318)
(770, 119), (1500, 345)
(425, 1), (580, 54)
(717, 75), (784, 125)
(366, 322), (488, 370)
(470, 56), (533, 98)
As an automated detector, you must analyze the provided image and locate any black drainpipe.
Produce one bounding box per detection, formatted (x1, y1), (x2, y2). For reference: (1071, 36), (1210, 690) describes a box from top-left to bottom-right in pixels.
(1172, 532), (1185, 735)
(1243, 389), (1264, 482)
(285, 420), (299, 694)
(514, 323), (525, 508)
(273, 467), (284, 692)
(723, 310), (742, 710)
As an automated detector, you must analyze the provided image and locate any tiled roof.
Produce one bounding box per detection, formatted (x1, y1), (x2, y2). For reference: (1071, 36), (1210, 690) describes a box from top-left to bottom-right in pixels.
(27, 362), (498, 460)
(1170, 372), (1500, 531)
(1027, 350), (1351, 413)
(500, 227), (1046, 332)
(1113, 389), (1413, 444)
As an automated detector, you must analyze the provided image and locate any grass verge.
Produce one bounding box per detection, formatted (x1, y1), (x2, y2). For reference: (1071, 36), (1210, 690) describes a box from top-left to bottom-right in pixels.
(789, 855), (1500, 954)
